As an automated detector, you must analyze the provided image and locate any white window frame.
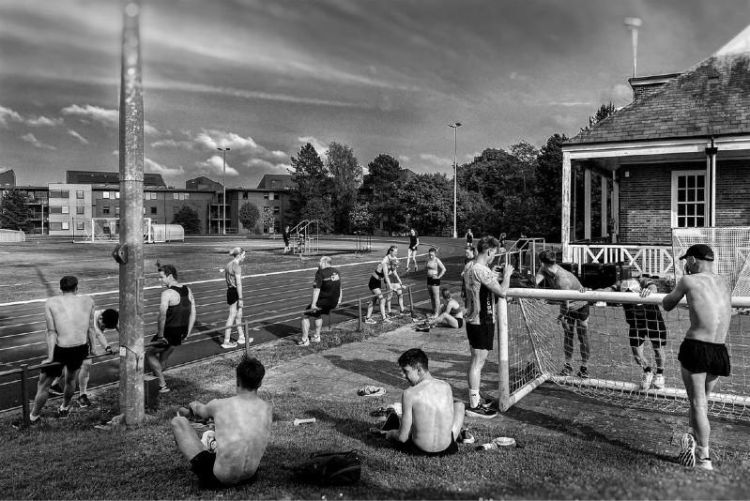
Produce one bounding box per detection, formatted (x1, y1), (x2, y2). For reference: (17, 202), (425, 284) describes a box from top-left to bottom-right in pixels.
(671, 170), (707, 228)
(61, 221), (70, 230)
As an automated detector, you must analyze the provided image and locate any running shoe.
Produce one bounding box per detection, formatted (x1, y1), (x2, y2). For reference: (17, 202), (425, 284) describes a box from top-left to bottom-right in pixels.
(364, 318), (376, 325)
(678, 432), (696, 468)
(78, 394), (92, 408)
(559, 363), (573, 376)
(58, 407), (70, 418)
(158, 385), (171, 394)
(12, 417), (42, 429)
(577, 366), (589, 379)
(236, 337), (246, 345)
(465, 406), (498, 419)
(311, 335), (321, 343)
(457, 429), (476, 444)
(48, 383), (64, 396)
(221, 341), (238, 349)
(297, 338), (310, 347)
(640, 370), (653, 391)
(696, 457), (714, 471)
(415, 325), (430, 333)
(653, 374), (665, 389)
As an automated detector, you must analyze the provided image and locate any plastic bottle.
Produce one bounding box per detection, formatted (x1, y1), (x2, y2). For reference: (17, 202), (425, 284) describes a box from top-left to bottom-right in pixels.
(475, 442), (499, 451)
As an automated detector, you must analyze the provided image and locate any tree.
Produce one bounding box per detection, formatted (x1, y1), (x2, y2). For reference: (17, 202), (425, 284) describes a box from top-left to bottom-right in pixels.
(534, 133), (568, 241)
(349, 202), (375, 234)
(0, 189), (32, 231)
(261, 206), (275, 233)
(397, 173), (452, 235)
(326, 142), (362, 233)
(238, 202), (260, 232)
(171, 205), (201, 234)
(289, 143), (330, 226)
(359, 154), (404, 233)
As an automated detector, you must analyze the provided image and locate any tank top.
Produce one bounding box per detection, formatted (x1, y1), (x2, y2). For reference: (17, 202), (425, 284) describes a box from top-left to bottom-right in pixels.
(373, 262), (386, 278)
(409, 234), (418, 248)
(448, 301), (462, 317)
(164, 285), (191, 338)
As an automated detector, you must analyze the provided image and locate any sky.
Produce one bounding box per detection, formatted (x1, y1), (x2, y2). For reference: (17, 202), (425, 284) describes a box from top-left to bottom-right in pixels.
(1, 0), (749, 189)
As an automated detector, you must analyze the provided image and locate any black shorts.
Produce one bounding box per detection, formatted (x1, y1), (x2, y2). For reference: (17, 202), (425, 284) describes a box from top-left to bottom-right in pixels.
(427, 277), (441, 287)
(163, 327), (188, 347)
(408, 246), (418, 252)
(42, 344), (89, 378)
(561, 304), (590, 322)
(678, 338), (731, 377)
(304, 303), (334, 318)
(368, 276), (382, 291)
(190, 451), (222, 489)
(466, 322), (494, 351)
(456, 318), (464, 328)
(226, 287), (239, 305)
(627, 310), (667, 348)
(395, 434), (459, 457)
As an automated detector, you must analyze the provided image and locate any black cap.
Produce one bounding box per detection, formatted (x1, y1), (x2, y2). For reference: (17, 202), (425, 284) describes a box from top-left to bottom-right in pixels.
(679, 244), (714, 261)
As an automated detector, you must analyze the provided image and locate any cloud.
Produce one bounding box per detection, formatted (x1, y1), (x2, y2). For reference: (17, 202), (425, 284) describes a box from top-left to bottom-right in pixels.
(67, 129), (89, 144)
(270, 150), (288, 159)
(197, 155), (239, 177)
(145, 158), (185, 177)
(21, 133), (56, 150)
(0, 105), (23, 126)
(61, 104), (158, 135)
(418, 153), (452, 167)
(244, 157), (291, 175)
(26, 115), (63, 127)
(151, 138), (194, 149)
(195, 130), (258, 151)
(297, 136), (328, 155)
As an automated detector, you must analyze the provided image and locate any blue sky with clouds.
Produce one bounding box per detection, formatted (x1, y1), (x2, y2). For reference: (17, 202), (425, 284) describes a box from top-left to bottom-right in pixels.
(1, 0), (749, 188)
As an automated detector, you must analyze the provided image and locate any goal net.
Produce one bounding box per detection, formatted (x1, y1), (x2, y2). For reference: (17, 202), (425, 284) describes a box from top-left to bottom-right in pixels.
(499, 288), (750, 422)
(80, 217), (154, 243)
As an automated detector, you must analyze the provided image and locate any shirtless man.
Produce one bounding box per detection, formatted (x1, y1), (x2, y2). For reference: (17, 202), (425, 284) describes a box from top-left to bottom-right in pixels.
(222, 247), (248, 349)
(535, 249), (590, 378)
(171, 356), (272, 488)
(22, 276), (96, 425)
(375, 348), (465, 455)
(663, 244), (731, 471)
(406, 229), (419, 272)
(463, 236), (513, 418)
(146, 264), (196, 393)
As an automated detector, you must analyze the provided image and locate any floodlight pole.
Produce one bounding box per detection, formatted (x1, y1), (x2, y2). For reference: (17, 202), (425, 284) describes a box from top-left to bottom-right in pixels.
(118, 0), (145, 426)
(624, 17), (642, 78)
(218, 147), (230, 235)
(449, 122), (462, 239)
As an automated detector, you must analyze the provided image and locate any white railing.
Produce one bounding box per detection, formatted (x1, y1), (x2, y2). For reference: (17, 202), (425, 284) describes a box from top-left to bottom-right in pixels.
(569, 244), (674, 277)
(0, 229), (25, 242)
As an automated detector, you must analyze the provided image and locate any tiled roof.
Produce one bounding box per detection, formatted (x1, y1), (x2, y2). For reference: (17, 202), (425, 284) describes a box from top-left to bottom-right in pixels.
(256, 174), (293, 190)
(568, 26), (750, 145)
(66, 170), (166, 186)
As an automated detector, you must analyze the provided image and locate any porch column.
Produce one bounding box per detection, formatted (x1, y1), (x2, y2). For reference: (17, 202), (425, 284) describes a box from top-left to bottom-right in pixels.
(706, 139), (717, 226)
(611, 171), (619, 243)
(600, 175), (608, 238)
(562, 152), (572, 261)
(583, 167), (591, 240)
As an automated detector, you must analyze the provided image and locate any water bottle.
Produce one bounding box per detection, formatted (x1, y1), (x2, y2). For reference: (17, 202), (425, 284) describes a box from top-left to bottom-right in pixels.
(475, 441), (499, 451)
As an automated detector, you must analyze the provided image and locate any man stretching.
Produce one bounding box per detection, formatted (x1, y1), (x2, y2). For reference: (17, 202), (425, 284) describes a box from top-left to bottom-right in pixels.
(19, 276), (96, 426)
(663, 244), (731, 471)
(374, 348), (466, 455)
(298, 256), (342, 346)
(146, 264), (196, 393)
(463, 236), (513, 418)
(535, 249), (591, 378)
(172, 356), (272, 488)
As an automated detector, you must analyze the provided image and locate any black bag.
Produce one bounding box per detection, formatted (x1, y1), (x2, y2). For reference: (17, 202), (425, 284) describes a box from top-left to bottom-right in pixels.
(295, 450), (362, 486)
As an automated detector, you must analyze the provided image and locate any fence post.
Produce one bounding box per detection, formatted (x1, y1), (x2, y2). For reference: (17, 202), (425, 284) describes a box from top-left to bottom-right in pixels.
(357, 298), (362, 332)
(497, 296), (510, 412)
(244, 321), (250, 355)
(407, 286), (414, 314)
(20, 365), (30, 427)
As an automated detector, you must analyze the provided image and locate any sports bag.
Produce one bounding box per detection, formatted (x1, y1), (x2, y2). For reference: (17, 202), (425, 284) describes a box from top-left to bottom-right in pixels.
(294, 450), (362, 486)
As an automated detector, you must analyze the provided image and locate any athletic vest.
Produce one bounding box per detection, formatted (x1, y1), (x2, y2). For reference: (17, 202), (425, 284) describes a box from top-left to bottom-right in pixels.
(164, 285), (191, 338)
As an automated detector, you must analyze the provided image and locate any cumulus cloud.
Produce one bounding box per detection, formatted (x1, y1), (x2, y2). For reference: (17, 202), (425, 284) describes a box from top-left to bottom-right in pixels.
(297, 136), (328, 155)
(197, 155), (239, 176)
(270, 150), (288, 159)
(398, 155), (411, 163)
(418, 153), (452, 167)
(151, 138), (194, 149)
(244, 157), (291, 175)
(61, 104), (158, 135)
(145, 158), (185, 177)
(68, 129), (89, 144)
(0, 105), (23, 126)
(21, 133), (56, 150)
(195, 130), (257, 151)
(26, 116), (63, 127)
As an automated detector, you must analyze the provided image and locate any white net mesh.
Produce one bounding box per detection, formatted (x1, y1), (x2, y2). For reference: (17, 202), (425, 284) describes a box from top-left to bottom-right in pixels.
(504, 289), (750, 421)
(84, 217), (152, 242)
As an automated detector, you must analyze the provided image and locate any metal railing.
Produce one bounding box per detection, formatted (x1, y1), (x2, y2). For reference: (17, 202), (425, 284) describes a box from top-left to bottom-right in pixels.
(569, 244), (674, 276)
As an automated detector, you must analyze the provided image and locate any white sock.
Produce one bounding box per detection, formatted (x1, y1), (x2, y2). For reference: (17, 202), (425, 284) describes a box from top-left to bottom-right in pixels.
(469, 389), (480, 408)
(60, 404), (69, 411)
(696, 445), (709, 459)
(29, 413), (40, 422)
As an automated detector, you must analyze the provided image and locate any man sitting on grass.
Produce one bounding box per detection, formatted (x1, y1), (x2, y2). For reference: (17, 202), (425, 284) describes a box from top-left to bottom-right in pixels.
(171, 356), (272, 488)
(373, 348), (468, 456)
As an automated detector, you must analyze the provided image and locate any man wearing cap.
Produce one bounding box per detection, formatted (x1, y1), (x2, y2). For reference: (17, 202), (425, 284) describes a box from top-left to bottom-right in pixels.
(222, 247), (250, 349)
(663, 244), (731, 471)
(599, 274), (667, 390)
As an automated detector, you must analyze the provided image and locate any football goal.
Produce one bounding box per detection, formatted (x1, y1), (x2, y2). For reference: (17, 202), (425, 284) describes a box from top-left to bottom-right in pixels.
(497, 288), (750, 422)
(78, 217), (184, 243)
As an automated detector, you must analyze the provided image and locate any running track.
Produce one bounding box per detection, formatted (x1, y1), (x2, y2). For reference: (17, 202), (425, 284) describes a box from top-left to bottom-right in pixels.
(0, 239), (466, 412)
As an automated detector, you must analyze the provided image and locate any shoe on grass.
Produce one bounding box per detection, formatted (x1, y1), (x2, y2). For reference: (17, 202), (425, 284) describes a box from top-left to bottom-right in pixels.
(678, 432), (696, 468)
(465, 405), (498, 419)
(159, 385), (171, 394)
(236, 337), (246, 345)
(696, 457), (713, 471)
(364, 317), (376, 325)
(559, 363), (573, 376)
(297, 337), (310, 347)
(311, 335), (321, 343)
(382, 317), (393, 324)
(221, 341), (238, 349)
(640, 370), (653, 391)
(58, 406), (70, 418)
(78, 394), (92, 408)
(653, 374), (665, 389)
(457, 429), (476, 444)
(577, 366), (589, 379)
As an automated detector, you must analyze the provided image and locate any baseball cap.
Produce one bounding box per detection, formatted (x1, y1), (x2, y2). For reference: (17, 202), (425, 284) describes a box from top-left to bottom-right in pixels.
(620, 278), (641, 292)
(679, 244), (714, 261)
(229, 247), (244, 257)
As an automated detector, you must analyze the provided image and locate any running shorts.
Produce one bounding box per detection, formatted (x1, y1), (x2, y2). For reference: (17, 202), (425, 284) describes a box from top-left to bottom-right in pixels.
(42, 344), (89, 378)
(227, 287), (239, 305)
(678, 338), (731, 377)
(427, 277), (441, 287)
(368, 276), (382, 291)
(466, 322), (494, 351)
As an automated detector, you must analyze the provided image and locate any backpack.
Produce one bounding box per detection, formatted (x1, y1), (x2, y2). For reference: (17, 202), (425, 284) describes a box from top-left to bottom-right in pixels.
(294, 450), (362, 486)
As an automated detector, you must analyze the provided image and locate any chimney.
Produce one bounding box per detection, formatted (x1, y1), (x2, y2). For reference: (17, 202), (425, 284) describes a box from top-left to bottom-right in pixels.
(628, 73), (681, 102)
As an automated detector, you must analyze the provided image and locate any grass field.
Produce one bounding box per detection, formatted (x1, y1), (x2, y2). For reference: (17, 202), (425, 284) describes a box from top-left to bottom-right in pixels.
(3, 317), (750, 500)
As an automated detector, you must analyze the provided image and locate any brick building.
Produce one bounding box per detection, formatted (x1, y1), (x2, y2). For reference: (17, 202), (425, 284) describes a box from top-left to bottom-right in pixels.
(562, 25), (750, 257)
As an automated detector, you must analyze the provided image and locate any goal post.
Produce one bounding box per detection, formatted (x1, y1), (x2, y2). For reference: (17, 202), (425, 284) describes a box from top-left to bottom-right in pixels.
(497, 287), (750, 420)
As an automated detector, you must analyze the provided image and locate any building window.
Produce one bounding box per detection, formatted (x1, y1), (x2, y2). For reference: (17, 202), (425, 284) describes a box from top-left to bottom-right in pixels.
(671, 170), (706, 228)
(76, 190), (84, 199)
(49, 206), (62, 214)
(185, 193), (190, 200)
(103, 205), (110, 215)
(273, 206), (280, 214)
(115, 191), (120, 199)
(243, 192), (248, 199)
(76, 206), (85, 215)
(61, 206), (69, 214)
(263, 193), (268, 199)
(61, 222), (70, 230)
(115, 206), (120, 216)
(76, 221), (84, 231)
(49, 222), (62, 231)
(103, 191), (110, 199)
(173, 193), (179, 200)
(151, 207), (158, 215)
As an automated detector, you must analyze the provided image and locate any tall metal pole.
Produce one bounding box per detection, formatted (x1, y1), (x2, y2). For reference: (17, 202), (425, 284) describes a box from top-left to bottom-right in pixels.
(118, 0), (145, 426)
(449, 122), (462, 239)
(625, 17), (642, 78)
(218, 147), (230, 235)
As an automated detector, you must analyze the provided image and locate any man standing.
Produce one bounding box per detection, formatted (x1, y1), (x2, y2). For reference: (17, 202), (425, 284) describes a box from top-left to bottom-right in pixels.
(298, 256), (342, 346)
(663, 244), (731, 471)
(535, 249), (591, 378)
(171, 356), (272, 488)
(146, 264), (196, 393)
(20, 276), (96, 425)
(375, 348), (467, 455)
(222, 247), (248, 349)
(463, 236), (513, 418)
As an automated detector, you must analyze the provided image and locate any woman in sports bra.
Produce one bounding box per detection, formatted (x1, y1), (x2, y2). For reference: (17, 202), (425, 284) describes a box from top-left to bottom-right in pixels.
(384, 257), (407, 317)
(431, 288), (464, 329)
(365, 246), (398, 324)
(424, 247), (446, 317)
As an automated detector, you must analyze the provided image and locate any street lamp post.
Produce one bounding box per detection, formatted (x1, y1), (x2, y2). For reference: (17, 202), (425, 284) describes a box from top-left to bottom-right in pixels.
(448, 122), (462, 239)
(217, 147), (230, 235)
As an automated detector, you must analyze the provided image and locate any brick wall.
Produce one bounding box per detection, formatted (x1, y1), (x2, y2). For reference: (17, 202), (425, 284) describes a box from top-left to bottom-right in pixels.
(716, 160), (750, 226)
